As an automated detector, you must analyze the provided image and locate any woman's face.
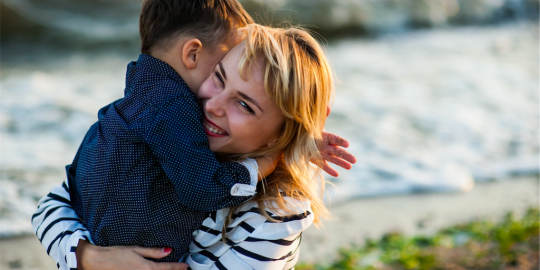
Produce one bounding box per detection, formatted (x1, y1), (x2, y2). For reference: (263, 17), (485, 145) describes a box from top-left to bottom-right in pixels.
(197, 42), (286, 155)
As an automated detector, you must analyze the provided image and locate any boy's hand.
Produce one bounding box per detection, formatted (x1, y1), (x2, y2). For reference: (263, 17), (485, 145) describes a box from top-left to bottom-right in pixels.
(312, 131), (357, 177)
(255, 151), (281, 180)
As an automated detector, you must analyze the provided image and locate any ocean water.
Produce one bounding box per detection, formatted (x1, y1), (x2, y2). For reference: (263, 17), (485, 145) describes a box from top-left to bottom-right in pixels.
(1, 1), (538, 237)
(323, 23), (538, 202)
(3, 0), (538, 41)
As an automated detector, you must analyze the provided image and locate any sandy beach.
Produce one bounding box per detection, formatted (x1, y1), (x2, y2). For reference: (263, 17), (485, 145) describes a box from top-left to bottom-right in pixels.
(1, 176), (537, 269)
(300, 176), (539, 264)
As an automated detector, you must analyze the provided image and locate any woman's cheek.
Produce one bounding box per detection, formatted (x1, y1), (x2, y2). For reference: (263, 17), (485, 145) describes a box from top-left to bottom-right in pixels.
(228, 110), (260, 152)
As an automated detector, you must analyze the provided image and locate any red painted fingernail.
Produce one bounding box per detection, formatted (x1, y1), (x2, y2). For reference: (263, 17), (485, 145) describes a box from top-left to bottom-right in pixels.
(162, 247), (172, 253)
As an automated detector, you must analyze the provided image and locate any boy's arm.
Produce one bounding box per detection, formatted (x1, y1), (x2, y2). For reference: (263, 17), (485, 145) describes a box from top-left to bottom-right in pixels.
(31, 179), (93, 270)
(145, 96), (262, 212)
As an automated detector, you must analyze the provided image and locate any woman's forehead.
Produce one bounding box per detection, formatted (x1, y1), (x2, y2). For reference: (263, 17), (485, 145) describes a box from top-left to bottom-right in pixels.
(223, 42), (265, 86)
(220, 43), (280, 113)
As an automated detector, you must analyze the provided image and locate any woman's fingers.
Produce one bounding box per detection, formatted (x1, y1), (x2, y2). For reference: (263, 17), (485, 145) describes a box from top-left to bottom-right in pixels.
(129, 247), (190, 270)
(147, 262), (190, 270)
(127, 246), (189, 270)
(133, 246), (172, 259)
(126, 247), (190, 270)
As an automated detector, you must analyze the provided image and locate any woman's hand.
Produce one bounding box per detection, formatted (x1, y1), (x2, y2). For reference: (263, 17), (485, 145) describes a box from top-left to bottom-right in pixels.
(76, 240), (190, 270)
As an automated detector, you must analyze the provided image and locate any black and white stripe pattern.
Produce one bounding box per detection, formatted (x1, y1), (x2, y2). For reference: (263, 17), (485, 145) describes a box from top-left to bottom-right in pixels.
(31, 180), (93, 270)
(186, 198), (313, 269)
(32, 180), (314, 270)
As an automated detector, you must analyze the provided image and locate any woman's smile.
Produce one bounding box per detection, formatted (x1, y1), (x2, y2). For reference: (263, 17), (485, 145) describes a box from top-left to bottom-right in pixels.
(203, 116), (229, 137)
(197, 41), (285, 154)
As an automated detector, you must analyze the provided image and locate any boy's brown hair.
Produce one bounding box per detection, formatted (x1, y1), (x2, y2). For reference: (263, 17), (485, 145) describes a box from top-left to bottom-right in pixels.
(139, 0), (254, 55)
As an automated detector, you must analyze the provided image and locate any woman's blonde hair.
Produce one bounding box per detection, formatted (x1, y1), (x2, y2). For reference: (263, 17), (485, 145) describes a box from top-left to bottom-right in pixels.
(224, 24), (334, 232)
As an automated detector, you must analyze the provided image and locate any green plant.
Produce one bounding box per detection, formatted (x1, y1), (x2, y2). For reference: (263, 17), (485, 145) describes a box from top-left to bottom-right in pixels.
(297, 207), (539, 270)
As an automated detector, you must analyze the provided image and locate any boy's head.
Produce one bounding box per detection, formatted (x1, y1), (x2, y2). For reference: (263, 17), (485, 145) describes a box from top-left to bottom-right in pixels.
(139, 0), (254, 92)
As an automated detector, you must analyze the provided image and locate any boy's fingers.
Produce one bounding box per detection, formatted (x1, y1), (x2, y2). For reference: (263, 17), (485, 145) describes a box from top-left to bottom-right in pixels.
(321, 160), (339, 177)
(327, 133), (349, 148)
(133, 246), (171, 259)
(310, 158), (339, 177)
(324, 145), (357, 164)
(324, 155), (353, 170)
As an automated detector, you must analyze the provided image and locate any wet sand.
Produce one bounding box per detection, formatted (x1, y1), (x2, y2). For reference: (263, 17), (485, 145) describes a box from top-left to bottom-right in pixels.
(1, 176), (538, 269)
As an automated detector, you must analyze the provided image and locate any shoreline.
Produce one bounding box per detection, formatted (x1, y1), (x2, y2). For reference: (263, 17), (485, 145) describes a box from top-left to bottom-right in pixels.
(300, 176), (539, 264)
(1, 176), (538, 269)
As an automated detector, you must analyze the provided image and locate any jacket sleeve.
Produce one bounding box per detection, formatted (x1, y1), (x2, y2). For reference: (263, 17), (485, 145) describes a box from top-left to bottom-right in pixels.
(31, 179), (91, 270)
(145, 96), (258, 212)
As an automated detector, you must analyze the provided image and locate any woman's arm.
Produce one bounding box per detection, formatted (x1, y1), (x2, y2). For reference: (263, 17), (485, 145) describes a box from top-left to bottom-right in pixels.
(31, 179), (92, 269)
(31, 180), (188, 270)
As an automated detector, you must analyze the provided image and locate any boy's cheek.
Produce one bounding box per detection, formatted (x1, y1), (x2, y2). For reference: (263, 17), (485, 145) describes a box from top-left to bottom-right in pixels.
(197, 78), (214, 99)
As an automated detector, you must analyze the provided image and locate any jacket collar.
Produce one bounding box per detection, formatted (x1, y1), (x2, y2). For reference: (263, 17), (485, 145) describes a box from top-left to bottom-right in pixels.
(125, 54), (191, 95)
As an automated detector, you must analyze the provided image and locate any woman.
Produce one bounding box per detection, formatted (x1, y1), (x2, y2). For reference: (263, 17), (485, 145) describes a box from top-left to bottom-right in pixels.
(33, 24), (352, 270)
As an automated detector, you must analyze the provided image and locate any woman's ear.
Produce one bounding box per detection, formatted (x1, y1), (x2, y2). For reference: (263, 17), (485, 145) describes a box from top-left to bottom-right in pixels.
(266, 139), (279, 148)
(182, 38), (203, 70)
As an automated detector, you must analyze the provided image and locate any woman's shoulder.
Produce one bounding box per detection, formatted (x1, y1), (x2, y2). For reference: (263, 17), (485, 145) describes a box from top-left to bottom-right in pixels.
(252, 197), (314, 240)
(263, 196), (312, 217)
(236, 197), (315, 238)
(234, 196), (312, 217)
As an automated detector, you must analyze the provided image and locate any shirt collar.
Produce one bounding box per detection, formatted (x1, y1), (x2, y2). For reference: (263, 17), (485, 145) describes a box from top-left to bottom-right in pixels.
(128, 54), (190, 89)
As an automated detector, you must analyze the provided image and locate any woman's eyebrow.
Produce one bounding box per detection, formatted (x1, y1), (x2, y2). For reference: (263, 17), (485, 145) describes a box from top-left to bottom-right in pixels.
(218, 62), (227, 80)
(238, 91), (263, 112)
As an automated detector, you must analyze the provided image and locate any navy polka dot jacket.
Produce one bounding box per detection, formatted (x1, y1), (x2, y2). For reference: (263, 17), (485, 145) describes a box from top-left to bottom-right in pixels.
(66, 55), (253, 261)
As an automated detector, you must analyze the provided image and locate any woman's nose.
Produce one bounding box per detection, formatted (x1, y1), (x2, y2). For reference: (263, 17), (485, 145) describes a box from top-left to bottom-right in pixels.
(205, 93), (226, 117)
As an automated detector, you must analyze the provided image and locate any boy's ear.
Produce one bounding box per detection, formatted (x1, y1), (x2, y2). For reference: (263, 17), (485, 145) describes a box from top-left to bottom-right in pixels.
(182, 38), (203, 70)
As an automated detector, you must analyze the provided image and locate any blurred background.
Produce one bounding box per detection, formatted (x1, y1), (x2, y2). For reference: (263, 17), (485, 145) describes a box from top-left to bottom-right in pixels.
(0, 0), (539, 268)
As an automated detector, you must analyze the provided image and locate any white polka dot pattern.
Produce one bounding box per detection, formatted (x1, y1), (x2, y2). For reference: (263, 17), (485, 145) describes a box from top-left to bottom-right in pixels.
(66, 54), (256, 262)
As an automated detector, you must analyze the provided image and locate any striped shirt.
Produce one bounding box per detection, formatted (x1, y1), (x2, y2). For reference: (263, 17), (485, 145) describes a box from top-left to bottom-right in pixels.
(32, 179), (314, 270)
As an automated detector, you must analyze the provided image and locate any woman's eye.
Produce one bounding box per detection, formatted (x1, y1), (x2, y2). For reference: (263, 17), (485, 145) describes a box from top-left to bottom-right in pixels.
(214, 71), (224, 87)
(239, 101), (255, 115)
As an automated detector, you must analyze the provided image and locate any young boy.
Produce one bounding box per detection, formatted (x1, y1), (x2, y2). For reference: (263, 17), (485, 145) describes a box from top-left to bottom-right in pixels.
(63, 0), (262, 262)
(32, 0), (356, 267)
